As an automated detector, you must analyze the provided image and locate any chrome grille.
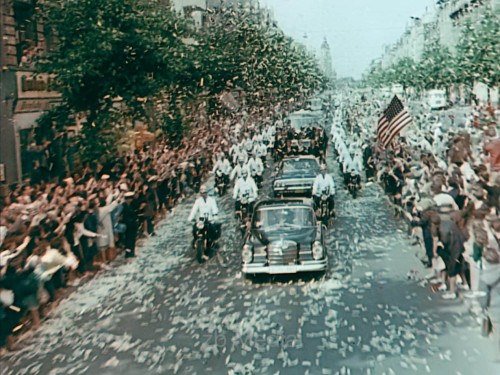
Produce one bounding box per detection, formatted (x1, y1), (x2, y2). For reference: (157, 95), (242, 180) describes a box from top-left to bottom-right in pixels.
(268, 240), (297, 265)
(280, 179), (314, 188)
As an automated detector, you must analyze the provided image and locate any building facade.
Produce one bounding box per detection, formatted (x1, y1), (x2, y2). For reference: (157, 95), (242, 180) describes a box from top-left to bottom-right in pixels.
(380, 0), (499, 68)
(0, 0), (60, 184)
(377, 0), (499, 103)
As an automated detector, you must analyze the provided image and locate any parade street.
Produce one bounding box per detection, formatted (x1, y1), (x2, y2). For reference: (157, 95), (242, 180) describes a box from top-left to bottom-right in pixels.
(1, 155), (498, 375)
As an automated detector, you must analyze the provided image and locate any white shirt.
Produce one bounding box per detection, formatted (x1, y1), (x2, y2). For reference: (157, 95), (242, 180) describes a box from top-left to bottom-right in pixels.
(254, 143), (267, 157)
(188, 196), (219, 222)
(233, 150), (248, 165)
(312, 174), (336, 196)
(433, 193), (459, 211)
(262, 128), (273, 142)
(247, 157), (264, 175)
(233, 176), (258, 202)
(230, 163), (250, 181)
(243, 138), (254, 152)
(212, 159), (232, 175)
(229, 144), (240, 157)
(252, 134), (263, 144)
(343, 157), (359, 174)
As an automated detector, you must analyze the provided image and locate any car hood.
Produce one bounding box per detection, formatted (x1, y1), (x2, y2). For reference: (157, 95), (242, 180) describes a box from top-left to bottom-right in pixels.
(252, 227), (316, 246)
(276, 171), (317, 180)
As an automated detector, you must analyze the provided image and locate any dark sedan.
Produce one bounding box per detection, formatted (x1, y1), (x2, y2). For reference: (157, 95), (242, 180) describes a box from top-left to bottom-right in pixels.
(273, 155), (320, 197)
(242, 199), (327, 275)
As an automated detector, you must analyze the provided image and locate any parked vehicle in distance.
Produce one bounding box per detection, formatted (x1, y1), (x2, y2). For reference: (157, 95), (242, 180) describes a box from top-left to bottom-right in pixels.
(391, 84), (404, 96)
(427, 89), (447, 110)
(241, 199), (327, 276)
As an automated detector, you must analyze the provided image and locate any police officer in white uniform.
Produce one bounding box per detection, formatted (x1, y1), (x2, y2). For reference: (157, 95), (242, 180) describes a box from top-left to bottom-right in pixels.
(188, 185), (220, 259)
(212, 153), (232, 183)
(230, 157), (250, 182)
(312, 164), (336, 216)
(233, 169), (258, 215)
(247, 152), (264, 186)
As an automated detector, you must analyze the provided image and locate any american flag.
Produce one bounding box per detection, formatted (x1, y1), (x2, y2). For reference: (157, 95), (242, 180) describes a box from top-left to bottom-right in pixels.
(377, 95), (412, 148)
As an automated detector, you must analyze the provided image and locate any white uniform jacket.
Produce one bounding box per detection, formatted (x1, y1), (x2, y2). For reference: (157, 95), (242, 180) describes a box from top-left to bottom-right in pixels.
(233, 177), (258, 202)
(247, 157), (264, 176)
(188, 196), (219, 222)
(312, 174), (336, 196)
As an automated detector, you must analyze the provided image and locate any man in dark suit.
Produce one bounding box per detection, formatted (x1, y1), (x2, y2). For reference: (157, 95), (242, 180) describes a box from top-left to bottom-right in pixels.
(122, 192), (139, 258)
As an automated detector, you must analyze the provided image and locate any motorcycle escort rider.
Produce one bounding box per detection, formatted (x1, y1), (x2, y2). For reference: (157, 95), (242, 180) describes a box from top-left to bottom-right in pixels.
(187, 185), (220, 260)
(312, 164), (336, 217)
(233, 169), (259, 216)
(247, 152), (264, 187)
(230, 157), (250, 182)
(212, 152), (232, 184)
(343, 155), (361, 189)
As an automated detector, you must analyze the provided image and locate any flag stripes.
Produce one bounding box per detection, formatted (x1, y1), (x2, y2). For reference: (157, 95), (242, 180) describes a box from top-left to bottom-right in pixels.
(376, 95), (412, 148)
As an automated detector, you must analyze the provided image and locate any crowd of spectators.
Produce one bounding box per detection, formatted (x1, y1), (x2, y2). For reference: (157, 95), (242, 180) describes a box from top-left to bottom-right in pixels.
(0, 104), (290, 352)
(342, 92), (499, 357)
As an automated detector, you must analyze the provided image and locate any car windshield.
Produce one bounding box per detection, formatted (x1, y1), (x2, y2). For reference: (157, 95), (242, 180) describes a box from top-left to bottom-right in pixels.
(288, 115), (322, 129)
(281, 159), (319, 173)
(254, 206), (315, 231)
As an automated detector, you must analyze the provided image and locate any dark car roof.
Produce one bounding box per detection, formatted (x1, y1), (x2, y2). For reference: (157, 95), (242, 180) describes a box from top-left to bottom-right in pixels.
(254, 198), (314, 210)
(277, 156), (320, 177)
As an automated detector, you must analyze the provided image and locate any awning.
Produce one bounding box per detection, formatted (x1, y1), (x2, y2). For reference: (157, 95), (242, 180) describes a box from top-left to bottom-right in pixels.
(13, 112), (42, 130)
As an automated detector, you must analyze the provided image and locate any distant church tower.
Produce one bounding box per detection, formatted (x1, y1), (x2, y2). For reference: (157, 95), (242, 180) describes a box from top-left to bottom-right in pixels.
(319, 37), (336, 81)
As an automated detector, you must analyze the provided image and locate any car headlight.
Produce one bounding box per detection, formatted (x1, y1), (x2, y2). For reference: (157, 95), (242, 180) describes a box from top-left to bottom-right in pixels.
(274, 181), (282, 188)
(312, 241), (324, 260)
(242, 244), (253, 263)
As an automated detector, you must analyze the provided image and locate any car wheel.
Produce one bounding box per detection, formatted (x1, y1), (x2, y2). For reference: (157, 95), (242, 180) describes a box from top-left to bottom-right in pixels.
(313, 269), (327, 281)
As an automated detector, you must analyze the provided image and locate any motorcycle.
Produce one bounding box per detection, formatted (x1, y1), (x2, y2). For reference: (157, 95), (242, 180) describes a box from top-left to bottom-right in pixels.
(237, 193), (252, 235)
(193, 217), (210, 263)
(347, 172), (360, 199)
(214, 169), (227, 196)
(316, 189), (333, 226)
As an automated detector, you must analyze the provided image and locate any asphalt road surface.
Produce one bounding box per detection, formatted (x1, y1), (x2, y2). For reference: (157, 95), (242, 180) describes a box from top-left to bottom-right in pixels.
(1, 151), (499, 375)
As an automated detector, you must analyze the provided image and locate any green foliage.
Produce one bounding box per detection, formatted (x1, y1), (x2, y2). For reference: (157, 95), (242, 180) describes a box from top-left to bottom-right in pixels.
(36, 1), (325, 162)
(38, 0), (193, 111)
(419, 43), (456, 90)
(455, 6), (499, 87)
(195, 7), (325, 112)
(36, 0), (194, 161)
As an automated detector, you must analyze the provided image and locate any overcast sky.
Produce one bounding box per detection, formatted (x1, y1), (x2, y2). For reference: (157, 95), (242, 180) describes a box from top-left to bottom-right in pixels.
(259, 0), (436, 79)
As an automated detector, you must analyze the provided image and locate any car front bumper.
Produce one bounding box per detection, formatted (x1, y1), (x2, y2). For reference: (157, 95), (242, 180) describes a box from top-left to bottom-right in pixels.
(242, 259), (327, 274)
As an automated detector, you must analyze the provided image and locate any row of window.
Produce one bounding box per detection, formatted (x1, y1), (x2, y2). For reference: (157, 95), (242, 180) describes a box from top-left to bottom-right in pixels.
(11, 0), (56, 66)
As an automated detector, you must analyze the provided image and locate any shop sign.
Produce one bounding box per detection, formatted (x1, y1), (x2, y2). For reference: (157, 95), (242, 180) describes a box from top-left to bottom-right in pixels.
(14, 99), (60, 113)
(16, 72), (61, 100)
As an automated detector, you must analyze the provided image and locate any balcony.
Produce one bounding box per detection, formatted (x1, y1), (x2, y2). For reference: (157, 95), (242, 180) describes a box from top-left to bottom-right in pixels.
(450, 0), (484, 20)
